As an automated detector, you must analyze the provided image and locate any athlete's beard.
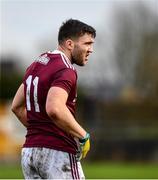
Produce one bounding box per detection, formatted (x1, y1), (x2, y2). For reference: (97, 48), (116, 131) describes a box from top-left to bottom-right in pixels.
(72, 56), (84, 66)
(71, 46), (85, 66)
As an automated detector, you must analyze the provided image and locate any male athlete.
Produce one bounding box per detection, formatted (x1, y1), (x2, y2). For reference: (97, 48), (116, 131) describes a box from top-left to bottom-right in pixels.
(12, 19), (96, 179)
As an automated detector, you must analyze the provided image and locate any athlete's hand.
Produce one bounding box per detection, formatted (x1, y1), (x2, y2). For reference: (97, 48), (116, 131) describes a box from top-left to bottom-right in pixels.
(79, 133), (90, 160)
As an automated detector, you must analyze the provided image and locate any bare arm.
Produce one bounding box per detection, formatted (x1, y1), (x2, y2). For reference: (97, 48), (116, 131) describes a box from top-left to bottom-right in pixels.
(46, 86), (86, 139)
(11, 84), (28, 127)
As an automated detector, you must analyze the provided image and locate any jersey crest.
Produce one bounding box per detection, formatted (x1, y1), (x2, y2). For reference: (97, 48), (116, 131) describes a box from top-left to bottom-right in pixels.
(35, 54), (50, 65)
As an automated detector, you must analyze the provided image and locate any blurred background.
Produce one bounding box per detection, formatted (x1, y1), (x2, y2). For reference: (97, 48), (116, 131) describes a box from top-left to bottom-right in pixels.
(0, 0), (158, 178)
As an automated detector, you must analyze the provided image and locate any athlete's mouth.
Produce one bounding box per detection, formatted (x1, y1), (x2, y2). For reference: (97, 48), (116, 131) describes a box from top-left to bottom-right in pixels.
(85, 54), (90, 59)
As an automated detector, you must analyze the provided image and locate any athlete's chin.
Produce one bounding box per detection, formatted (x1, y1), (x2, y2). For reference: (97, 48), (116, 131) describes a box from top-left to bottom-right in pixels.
(78, 63), (85, 67)
(80, 60), (87, 66)
(75, 58), (88, 66)
(84, 59), (88, 65)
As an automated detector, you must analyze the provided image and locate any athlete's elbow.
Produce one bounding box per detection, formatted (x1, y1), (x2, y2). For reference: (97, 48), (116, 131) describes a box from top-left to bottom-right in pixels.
(11, 101), (23, 117)
(11, 102), (18, 115)
(46, 105), (61, 119)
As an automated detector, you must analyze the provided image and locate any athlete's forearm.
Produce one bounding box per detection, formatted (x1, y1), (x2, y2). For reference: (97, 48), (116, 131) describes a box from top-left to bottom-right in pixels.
(12, 84), (28, 127)
(48, 105), (86, 139)
(12, 107), (28, 127)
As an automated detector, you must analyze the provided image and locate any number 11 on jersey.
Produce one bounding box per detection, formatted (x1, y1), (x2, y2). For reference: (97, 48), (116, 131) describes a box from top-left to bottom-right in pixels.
(26, 75), (40, 112)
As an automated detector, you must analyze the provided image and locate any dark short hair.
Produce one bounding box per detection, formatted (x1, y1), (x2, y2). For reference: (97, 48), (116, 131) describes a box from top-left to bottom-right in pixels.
(58, 19), (96, 44)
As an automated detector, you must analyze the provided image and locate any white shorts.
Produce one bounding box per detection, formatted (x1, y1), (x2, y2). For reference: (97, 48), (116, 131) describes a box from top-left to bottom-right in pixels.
(21, 147), (85, 179)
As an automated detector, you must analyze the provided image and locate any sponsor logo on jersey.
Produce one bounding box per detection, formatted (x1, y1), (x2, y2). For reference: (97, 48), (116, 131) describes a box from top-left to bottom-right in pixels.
(36, 54), (50, 65)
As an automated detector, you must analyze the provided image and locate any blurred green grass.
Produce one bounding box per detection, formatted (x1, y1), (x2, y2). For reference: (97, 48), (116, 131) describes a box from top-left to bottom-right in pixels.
(83, 162), (158, 179)
(0, 162), (158, 179)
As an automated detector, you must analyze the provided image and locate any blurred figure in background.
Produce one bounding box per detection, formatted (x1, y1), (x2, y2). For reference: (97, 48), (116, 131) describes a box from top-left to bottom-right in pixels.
(11, 19), (96, 179)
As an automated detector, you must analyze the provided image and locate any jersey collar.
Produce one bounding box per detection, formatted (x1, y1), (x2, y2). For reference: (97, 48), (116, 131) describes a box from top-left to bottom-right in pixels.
(51, 50), (72, 64)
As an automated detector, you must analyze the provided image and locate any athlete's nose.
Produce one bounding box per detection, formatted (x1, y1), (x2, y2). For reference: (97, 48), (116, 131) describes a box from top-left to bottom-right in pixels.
(88, 45), (93, 53)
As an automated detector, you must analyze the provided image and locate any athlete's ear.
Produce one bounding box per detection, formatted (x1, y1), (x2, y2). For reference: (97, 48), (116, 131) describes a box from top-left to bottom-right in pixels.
(65, 39), (74, 50)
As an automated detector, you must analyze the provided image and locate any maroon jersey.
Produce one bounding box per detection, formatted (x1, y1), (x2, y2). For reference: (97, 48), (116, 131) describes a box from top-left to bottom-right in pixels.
(23, 50), (78, 154)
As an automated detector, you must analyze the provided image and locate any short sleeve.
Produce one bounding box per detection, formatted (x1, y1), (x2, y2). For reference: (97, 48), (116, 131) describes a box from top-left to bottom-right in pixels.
(22, 65), (32, 83)
(51, 68), (77, 94)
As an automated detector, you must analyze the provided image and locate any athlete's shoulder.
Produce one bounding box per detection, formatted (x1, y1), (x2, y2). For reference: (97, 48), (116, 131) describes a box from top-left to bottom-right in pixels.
(47, 50), (76, 71)
(34, 52), (51, 65)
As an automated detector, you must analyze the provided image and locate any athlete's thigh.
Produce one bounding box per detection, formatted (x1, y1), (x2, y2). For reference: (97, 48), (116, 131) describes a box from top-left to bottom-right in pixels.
(69, 153), (85, 179)
(40, 148), (85, 179)
(21, 148), (41, 179)
(77, 161), (85, 179)
(39, 148), (71, 179)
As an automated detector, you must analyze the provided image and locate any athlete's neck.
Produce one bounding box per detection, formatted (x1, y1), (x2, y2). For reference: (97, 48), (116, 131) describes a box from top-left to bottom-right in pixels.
(57, 46), (72, 64)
